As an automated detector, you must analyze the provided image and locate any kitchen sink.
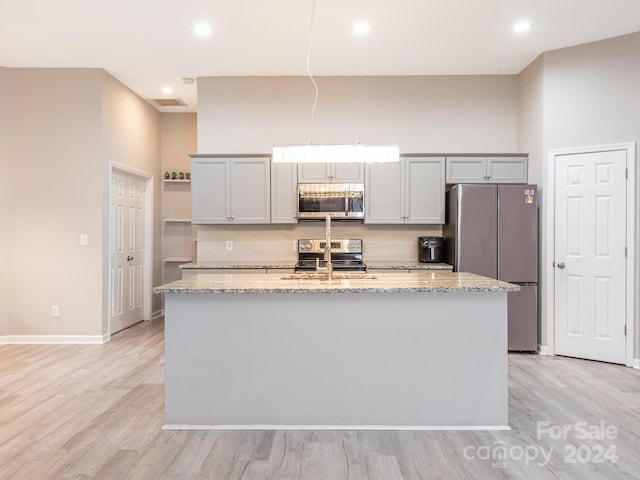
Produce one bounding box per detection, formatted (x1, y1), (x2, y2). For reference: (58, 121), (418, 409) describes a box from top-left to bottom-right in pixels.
(281, 273), (378, 280)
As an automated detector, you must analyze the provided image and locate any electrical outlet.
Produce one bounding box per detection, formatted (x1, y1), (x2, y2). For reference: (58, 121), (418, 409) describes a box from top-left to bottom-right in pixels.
(226, 241), (233, 251)
(51, 305), (60, 317)
(79, 234), (88, 246)
(293, 240), (298, 251)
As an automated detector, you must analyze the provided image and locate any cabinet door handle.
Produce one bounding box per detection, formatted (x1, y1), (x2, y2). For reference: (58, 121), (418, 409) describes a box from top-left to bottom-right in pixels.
(127, 256), (133, 261)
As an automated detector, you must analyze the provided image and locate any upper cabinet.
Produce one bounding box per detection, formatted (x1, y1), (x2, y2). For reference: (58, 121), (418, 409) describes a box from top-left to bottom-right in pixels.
(445, 156), (528, 184)
(298, 162), (364, 183)
(271, 162), (298, 224)
(365, 157), (445, 224)
(191, 156), (271, 224)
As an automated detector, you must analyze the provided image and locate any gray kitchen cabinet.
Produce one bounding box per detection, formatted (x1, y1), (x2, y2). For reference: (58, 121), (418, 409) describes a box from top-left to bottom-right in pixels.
(446, 156), (528, 184)
(365, 161), (403, 223)
(271, 162), (298, 224)
(297, 162), (364, 183)
(191, 156), (271, 224)
(365, 156), (445, 224)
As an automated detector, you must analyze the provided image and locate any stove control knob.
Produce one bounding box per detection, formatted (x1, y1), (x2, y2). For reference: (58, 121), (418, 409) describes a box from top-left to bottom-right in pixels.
(349, 242), (356, 248)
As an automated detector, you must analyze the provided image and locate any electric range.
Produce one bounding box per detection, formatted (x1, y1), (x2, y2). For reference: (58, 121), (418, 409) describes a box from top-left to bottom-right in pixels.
(294, 239), (366, 272)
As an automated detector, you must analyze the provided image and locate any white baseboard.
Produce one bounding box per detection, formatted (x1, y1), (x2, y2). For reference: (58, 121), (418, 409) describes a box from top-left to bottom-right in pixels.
(537, 344), (549, 355)
(6, 334), (109, 345)
(151, 309), (164, 321)
(633, 359), (640, 369)
(0, 336), (7, 345)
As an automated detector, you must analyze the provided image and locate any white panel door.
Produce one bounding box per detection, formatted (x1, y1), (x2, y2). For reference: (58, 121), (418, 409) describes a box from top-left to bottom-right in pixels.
(111, 171), (145, 334)
(554, 150), (627, 364)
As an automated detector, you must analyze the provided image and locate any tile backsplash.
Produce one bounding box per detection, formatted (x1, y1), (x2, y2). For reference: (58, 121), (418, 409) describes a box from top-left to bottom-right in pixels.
(196, 223), (442, 264)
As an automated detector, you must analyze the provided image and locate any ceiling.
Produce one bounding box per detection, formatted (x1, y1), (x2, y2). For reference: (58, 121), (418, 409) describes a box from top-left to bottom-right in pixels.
(1, 0), (639, 112)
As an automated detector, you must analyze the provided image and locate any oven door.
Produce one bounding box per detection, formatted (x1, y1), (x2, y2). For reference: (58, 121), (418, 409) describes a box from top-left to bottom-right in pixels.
(298, 184), (348, 219)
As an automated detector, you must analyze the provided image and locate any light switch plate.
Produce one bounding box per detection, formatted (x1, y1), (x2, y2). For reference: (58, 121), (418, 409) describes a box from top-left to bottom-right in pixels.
(80, 234), (88, 246)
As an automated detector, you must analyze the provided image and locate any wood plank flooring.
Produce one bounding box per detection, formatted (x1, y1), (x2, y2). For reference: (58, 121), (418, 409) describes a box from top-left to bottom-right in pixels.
(1, 319), (639, 479)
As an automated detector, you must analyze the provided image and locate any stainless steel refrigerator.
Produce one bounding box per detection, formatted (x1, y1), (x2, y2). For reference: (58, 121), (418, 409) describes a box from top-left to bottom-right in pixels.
(443, 184), (538, 351)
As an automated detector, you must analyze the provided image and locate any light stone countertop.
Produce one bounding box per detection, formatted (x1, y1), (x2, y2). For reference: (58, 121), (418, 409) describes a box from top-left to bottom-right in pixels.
(366, 261), (453, 270)
(153, 271), (519, 294)
(180, 263), (295, 269)
(180, 262), (452, 270)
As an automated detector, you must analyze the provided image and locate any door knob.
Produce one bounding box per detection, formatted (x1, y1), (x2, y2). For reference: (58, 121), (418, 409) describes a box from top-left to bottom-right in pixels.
(557, 262), (565, 269)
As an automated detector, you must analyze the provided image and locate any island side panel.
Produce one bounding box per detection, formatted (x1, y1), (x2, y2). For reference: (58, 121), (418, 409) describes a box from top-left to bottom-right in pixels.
(164, 291), (508, 428)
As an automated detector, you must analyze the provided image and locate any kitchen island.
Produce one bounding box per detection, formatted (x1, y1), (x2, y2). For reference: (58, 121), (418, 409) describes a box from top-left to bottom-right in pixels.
(154, 271), (517, 430)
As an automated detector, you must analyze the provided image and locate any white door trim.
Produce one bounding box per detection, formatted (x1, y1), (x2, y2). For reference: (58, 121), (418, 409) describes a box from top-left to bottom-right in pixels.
(545, 142), (636, 366)
(109, 163), (154, 334)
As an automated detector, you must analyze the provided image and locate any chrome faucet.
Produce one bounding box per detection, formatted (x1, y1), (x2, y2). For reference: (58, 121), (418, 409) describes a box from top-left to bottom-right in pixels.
(315, 214), (333, 280)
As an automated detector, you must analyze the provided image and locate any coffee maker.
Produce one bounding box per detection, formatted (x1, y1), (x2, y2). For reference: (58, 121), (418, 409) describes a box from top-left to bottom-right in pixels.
(418, 236), (444, 263)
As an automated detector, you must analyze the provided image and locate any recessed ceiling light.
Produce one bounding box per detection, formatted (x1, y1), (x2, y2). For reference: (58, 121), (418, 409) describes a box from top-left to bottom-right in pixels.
(162, 86), (173, 95)
(194, 24), (212, 36)
(513, 21), (531, 33)
(353, 21), (369, 34)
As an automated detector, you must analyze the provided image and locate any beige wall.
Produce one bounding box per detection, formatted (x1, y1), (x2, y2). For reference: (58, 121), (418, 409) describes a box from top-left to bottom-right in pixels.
(160, 113), (197, 284)
(542, 32), (640, 358)
(8, 68), (104, 336)
(195, 75), (519, 263)
(197, 75), (519, 153)
(517, 55), (545, 346)
(3, 68), (160, 339)
(516, 32), (640, 356)
(101, 72), (162, 326)
(0, 67), (9, 337)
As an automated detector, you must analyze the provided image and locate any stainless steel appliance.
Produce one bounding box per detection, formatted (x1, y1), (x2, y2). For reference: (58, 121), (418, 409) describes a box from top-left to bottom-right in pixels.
(297, 183), (364, 220)
(418, 236), (444, 263)
(443, 184), (538, 351)
(294, 239), (366, 272)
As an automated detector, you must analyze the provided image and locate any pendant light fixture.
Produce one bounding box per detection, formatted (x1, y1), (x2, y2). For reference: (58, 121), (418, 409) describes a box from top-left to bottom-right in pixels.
(272, 0), (399, 164)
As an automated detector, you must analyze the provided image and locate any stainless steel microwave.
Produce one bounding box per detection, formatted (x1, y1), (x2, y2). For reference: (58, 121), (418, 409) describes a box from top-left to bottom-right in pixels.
(297, 183), (364, 220)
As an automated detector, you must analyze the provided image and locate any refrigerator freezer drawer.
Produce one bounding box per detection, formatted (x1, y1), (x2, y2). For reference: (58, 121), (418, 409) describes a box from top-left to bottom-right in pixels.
(508, 285), (537, 351)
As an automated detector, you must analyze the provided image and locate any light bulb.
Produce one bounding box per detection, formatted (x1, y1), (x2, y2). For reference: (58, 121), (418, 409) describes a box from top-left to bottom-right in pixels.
(353, 21), (369, 34)
(194, 24), (212, 36)
(513, 21), (531, 33)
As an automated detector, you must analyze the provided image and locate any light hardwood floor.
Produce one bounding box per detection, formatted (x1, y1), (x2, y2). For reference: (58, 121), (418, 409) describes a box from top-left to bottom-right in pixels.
(1, 319), (639, 480)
